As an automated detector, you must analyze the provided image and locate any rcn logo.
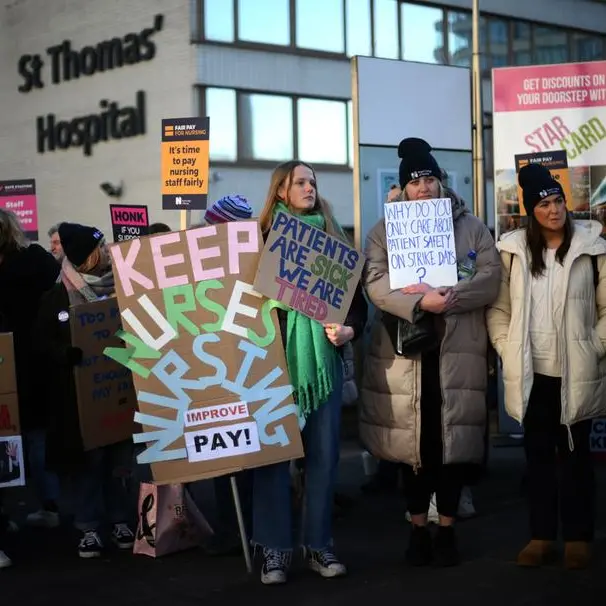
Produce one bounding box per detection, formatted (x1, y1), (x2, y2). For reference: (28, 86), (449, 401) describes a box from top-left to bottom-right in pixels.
(175, 196), (190, 206)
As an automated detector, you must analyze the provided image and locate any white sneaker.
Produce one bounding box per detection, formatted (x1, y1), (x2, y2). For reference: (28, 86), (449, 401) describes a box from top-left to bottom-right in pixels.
(0, 550), (12, 568)
(457, 486), (476, 519)
(405, 493), (439, 524)
(26, 509), (60, 529)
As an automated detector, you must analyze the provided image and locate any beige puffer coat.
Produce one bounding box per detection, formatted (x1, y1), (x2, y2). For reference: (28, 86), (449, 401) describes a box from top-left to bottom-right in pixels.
(487, 221), (606, 430)
(359, 192), (501, 467)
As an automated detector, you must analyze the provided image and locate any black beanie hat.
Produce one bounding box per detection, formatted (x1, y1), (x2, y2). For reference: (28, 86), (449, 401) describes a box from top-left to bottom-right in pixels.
(518, 163), (564, 216)
(398, 137), (443, 188)
(58, 222), (104, 267)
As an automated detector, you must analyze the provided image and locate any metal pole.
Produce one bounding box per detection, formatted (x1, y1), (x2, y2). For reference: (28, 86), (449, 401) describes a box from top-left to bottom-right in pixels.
(472, 0), (486, 223)
(230, 475), (253, 574)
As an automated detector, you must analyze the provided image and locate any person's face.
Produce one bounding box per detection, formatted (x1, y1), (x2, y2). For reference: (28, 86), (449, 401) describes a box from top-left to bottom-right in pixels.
(533, 193), (567, 232)
(50, 232), (63, 259)
(278, 164), (317, 213)
(404, 176), (440, 201)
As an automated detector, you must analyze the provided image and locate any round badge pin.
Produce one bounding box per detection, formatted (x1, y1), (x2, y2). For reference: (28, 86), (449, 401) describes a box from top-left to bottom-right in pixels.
(58, 311), (69, 322)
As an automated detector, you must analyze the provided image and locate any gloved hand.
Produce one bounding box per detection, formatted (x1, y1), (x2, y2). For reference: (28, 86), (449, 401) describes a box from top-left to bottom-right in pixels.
(65, 346), (83, 366)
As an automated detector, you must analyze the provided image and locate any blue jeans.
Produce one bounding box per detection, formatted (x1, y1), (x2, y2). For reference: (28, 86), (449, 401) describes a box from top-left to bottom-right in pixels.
(253, 364), (343, 551)
(25, 430), (60, 507)
(72, 442), (133, 531)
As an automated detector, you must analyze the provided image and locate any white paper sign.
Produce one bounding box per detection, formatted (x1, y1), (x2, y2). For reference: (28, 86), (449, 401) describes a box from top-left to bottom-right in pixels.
(0, 436), (25, 488)
(384, 198), (458, 289)
(184, 421), (261, 462)
(183, 401), (249, 428)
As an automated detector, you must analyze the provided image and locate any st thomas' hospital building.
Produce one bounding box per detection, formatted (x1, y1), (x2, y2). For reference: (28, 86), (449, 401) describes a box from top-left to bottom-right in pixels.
(0, 0), (605, 240)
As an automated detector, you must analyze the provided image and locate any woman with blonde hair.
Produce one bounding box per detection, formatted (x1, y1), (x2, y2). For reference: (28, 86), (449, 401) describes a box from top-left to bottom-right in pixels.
(487, 163), (606, 569)
(253, 161), (367, 585)
(0, 209), (59, 567)
(36, 223), (134, 559)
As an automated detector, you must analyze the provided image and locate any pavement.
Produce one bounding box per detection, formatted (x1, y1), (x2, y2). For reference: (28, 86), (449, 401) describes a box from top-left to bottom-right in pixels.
(2, 442), (606, 606)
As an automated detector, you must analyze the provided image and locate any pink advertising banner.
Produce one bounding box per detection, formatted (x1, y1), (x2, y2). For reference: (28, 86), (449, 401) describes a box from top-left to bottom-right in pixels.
(0, 179), (38, 241)
(492, 61), (606, 237)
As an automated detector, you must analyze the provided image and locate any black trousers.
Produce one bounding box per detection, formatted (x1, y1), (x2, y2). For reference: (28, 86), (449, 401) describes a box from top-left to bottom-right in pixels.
(523, 374), (595, 542)
(403, 350), (464, 518)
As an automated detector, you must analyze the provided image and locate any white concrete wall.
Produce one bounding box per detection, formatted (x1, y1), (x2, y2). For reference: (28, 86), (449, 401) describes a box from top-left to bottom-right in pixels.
(0, 0), (195, 242)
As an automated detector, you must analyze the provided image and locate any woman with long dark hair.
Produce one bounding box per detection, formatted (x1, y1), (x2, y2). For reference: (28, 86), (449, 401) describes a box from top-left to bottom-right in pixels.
(488, 163), (606, 570)
(253, 161), (367, 585)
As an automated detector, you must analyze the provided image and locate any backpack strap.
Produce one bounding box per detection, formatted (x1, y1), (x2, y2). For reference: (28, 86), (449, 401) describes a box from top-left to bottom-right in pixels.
(592, 255), (599, 290)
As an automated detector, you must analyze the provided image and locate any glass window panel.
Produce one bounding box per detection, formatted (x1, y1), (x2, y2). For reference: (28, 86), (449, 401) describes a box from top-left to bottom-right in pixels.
(204, 0), (234, 42)
(401, 3), (444, 64)
(206, 88), (237, 161)
(239, 93), (293, 161)
(238, 0), (290, 46)
(296, 0), (344, 53)
(512, 21), (531, 65)
(347, 100), (353, 168)
(448, 12), (487, 69)
(571, 33), (604, 61)
(346, 0), (371, 57)
(373, 0), (399, 59)
(487, 18), (508, 67)
(533, 26), (569, 65)
(297, 99), (348, 165)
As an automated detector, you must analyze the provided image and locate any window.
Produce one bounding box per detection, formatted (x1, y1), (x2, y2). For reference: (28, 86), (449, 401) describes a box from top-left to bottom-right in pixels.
(533, 26), (569, 65)
(239, 93), (294, 161)
(487, 18), (508, 67)
(346, 0), (371, 57)
(447, 11), (487, 69)
(296, 0), (344, 53)
(206, 88), (237, 161)
(401, 3), (444, 64)
(511, 22), (531, 65)
(571, 33), (604, 61)
(298, 99), (348, 164)
(373, 0), (399, 59)
(238, 0), (290, 46)
(202, 87), (351, 167)
(203, 0), (234, 42)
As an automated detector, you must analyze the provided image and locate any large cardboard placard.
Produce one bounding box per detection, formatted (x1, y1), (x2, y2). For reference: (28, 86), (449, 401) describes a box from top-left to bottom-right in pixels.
(106, 221), (303, 485)
(253, 211), (365, 325)
(384, 198), (458, 289)
(70, 298), (138, 451)
(0, 333), (25, 488)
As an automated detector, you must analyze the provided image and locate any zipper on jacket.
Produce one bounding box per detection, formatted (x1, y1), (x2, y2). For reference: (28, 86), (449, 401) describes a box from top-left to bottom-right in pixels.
(413, 357), (422, 474)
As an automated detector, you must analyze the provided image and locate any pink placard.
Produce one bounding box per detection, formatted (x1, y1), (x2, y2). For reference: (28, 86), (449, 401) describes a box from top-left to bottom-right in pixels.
(493, 61), (606, 113)
(0, 180), (38, 240)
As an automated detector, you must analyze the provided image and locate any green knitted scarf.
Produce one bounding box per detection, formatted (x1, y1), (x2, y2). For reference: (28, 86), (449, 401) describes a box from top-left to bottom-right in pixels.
(273, 202), (341, 420)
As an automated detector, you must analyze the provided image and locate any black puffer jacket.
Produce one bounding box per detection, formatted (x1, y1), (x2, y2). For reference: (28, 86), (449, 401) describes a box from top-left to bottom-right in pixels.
(0, 244), (60, 430)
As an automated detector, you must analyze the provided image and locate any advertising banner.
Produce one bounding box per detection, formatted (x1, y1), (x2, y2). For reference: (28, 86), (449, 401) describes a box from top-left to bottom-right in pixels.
(0, 179), (38, 240)
(105, 221), (303, 484)
(493, 61), (606, 236)
(161, 117), (210, 211)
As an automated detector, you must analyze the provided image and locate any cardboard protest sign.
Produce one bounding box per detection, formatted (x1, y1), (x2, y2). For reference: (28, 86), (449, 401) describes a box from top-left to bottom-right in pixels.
(105, 221), (303, 485)
(0, 179), (38, 240)
(110, 204), (149, 242)
(253, 211), (365, 325)
(70, 298), (138, 451)
(161, 117), (210, 211)
(515, 150), (573, 215)
(0, 333), (25, 488)
(384, 198), (458, 289)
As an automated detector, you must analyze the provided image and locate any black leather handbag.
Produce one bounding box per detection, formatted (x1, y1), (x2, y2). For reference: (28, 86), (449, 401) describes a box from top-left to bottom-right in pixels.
(381, 311), (437, 357)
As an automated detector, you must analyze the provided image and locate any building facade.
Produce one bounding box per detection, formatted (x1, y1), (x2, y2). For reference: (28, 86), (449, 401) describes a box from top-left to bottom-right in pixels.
(1, 0), (605, 241)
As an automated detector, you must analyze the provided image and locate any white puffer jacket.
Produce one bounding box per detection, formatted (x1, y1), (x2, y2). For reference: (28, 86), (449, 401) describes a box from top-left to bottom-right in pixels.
(487, 220), (606, 430)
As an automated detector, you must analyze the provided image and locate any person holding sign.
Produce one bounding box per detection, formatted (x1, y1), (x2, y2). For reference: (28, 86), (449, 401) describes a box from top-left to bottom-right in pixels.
(361, 138), (500, 567)
(35, 223), (135, 559)
(253, 161), (367, 585)
(487, 163), (606, 570)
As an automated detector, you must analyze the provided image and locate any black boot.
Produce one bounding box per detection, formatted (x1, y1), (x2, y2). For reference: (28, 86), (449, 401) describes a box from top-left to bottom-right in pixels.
(433, 526), (460, 567)
(406, 525), (432, 566)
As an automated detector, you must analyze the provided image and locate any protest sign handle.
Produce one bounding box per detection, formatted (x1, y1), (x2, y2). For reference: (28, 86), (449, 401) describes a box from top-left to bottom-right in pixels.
(230, 475), (253, 574)
(180, 210), (188, 231)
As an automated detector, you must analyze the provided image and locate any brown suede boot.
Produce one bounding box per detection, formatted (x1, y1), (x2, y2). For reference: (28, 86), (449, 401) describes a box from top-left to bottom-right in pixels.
(517, 540), (557, 567)
(564, 542), (591, 570)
